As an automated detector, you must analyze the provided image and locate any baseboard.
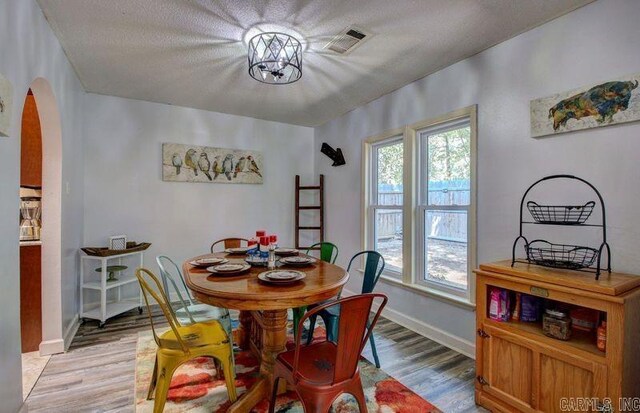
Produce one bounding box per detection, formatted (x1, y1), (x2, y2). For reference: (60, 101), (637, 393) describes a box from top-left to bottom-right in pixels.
(343, 288), (476, 359)
(38, 338), (64, 356)
(63, 314), (80, 351)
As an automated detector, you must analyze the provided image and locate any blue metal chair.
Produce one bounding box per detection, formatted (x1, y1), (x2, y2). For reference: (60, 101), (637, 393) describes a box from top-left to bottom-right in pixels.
(156, 255), (232, 337)
(305, 250), (385, 367)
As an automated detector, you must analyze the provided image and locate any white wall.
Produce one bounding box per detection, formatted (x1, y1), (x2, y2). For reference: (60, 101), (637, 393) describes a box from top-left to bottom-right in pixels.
(83, 94), (315, 284)
(314, 0), (640, 351)
(0, 0), (86, 411)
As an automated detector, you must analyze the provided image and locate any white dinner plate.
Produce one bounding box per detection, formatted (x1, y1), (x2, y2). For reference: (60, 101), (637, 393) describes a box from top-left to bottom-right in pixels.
(274, 248), (299, 256)
(258, 270), (305, 284)
(266, 269), (302, 280)
(225, 247), (251, 254)
(191, 257), (227, 267)
(207, 263), (251, 275)
(280, 256), (315, 266)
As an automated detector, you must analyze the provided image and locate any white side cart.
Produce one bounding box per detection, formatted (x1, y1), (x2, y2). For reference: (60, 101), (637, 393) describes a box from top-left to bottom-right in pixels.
(80, 250), (144, 328)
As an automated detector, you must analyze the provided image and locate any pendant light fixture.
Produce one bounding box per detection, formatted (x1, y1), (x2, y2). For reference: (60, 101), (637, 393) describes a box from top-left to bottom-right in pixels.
(248, 32), (302, 84)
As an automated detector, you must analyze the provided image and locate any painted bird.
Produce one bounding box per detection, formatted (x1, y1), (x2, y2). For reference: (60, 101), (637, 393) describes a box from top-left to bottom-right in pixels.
(234, 156), (246, 178)
(247, 155), (262, 177)
(185, 149), (199, 176)
(212, 156), (222, 179)
(222, 154), (234, 181)
(171, 153), (182, 175)
(198, 152), (212, 180)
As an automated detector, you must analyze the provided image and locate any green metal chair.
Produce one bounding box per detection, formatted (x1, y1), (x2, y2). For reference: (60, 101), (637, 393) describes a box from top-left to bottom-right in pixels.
(306, 242), (339, 264)
(292, 242), (339, 339)
(305, 250), (385, 367)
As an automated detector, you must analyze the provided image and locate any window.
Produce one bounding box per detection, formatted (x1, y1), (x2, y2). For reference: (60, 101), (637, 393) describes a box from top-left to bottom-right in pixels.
(363, 106), (476, 304)
(368, 136), (403, 277)
(417, 119), (472, 297)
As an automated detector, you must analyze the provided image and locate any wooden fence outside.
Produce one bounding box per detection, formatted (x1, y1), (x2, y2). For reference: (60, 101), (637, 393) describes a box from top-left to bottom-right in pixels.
(376, 190), (469, 242)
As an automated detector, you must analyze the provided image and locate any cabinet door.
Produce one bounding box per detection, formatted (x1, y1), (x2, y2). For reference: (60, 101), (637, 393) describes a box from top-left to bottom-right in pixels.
(480, 323), (608, 413)
(481, 325), (536, 412)
(537, 354), (607, 413)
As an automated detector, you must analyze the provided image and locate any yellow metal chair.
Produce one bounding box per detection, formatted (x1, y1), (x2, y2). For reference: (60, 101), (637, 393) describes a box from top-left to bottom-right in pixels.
(136, 268), (237, 413)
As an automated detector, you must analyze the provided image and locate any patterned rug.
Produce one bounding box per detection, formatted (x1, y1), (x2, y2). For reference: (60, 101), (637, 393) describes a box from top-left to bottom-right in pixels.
(135, 323), (441, 413)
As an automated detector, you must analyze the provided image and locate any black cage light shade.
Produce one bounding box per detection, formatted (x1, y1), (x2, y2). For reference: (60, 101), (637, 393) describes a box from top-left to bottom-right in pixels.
(248, 32), (302, 84)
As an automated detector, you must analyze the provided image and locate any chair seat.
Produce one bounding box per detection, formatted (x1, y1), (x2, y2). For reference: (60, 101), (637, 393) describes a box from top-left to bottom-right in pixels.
(307, 299), (339, 315)
(175, 304), (232, 333)
(175, 303), (229, 321)
(182, 303), (228, 317)
(277, 341), (341, 384)
(158, 320), (229, 351)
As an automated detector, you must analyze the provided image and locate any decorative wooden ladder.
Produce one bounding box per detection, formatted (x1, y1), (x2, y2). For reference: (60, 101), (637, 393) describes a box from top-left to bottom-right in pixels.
(295, 175), (324, 250)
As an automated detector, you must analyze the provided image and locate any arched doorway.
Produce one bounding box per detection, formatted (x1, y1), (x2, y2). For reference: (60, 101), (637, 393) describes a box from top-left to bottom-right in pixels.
(19, 89), (44, 354)
(22, 78), (63, 356)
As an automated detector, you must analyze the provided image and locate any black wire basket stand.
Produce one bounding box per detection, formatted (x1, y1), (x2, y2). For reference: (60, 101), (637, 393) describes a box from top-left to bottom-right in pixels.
(511, 175), (611, 279)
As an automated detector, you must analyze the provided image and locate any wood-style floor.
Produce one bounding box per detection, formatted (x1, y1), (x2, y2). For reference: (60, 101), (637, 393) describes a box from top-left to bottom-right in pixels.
(25, 308), (486, 412)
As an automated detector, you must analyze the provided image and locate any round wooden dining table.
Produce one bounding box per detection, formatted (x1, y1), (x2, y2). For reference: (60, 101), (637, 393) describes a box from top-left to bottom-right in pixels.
(183, 252), (349, 413)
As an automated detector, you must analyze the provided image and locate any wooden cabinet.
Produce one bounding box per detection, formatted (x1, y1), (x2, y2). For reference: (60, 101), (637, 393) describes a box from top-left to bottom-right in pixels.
(475, 261), (640, 413)
(20, 244), (42, 353)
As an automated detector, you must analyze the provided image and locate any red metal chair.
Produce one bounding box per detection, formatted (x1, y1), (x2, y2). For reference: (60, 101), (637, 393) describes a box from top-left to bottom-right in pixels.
(269, 293), (388, 413)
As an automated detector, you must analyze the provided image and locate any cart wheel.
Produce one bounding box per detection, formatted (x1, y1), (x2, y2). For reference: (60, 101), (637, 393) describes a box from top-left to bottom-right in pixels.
(138, 306), (143, 315)
(98, 322), (106, 329)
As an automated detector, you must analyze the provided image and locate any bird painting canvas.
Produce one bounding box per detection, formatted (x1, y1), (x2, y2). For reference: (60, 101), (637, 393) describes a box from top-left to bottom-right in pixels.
(531, 72), (640, 138)
(162, 143), (263, 184)
(0, 72), (13, 137)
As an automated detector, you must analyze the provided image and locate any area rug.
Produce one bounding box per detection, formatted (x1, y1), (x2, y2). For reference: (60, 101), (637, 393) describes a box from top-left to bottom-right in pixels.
(134, 323), (441, 413)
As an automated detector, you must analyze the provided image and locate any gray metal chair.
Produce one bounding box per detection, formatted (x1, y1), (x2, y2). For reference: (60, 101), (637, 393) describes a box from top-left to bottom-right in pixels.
(156, 255), (232, 337)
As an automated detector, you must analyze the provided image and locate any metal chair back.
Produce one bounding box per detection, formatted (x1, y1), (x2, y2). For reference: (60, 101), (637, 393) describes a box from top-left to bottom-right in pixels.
(306, 242), (339, 264)
(347, 250), (385, 294)
(210, 237), (249, 253)
(292, 293), (387, 384)
(135, 268), (190, 352)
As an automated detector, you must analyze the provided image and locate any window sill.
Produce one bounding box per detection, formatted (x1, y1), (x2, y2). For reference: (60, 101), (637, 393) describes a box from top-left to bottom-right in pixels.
(358, 269), (476, 310)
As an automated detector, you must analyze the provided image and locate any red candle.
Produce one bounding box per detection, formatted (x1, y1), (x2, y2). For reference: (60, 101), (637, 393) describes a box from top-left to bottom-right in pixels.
(256, 230), (266, 237)
(248, 239), (257, 246)
(269, 235), (277, 244)
(260, 236), (269, 246)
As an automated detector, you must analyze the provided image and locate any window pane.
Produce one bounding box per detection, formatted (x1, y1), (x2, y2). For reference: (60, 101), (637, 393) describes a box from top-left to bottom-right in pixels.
(376, 141), (403, 205)
(374, 208), (403, 273)
(424, 126), (470, 206)
(423, 210), (467, 289)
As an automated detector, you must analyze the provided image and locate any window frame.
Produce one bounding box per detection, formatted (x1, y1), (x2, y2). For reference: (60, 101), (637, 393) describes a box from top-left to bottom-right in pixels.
(415, 118), (474, 299)
(366, 134), (405, 279)
(362, 105), (477, 306)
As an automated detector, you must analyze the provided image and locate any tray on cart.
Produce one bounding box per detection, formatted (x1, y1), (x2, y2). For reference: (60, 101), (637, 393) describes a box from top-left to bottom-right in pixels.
(81, 242), (151, 257)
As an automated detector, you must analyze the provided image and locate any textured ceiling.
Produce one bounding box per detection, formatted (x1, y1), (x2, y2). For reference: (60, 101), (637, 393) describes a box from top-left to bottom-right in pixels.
(38, 0), (592, 126)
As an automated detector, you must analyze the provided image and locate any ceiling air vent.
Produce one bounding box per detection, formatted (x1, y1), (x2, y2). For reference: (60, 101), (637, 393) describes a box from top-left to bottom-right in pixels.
(324, 26), (369, 55)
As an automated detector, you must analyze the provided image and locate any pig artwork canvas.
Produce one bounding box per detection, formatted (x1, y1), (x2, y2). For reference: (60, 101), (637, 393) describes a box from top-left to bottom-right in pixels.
(531, 73), (640, 138)
(162, 143), (263, 184)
